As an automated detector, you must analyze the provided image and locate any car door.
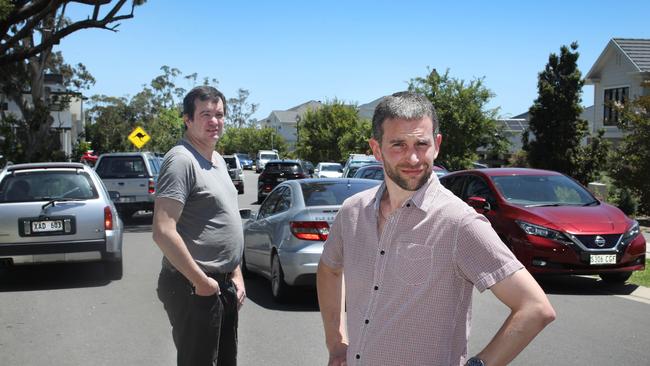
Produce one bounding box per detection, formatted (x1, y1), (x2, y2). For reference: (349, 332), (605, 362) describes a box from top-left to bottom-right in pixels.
(245, 187), (284, 271)
(462, 175), (507, 237)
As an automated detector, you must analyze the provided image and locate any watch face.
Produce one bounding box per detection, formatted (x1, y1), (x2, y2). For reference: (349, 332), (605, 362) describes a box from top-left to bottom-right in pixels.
(466, 357), (485, 366)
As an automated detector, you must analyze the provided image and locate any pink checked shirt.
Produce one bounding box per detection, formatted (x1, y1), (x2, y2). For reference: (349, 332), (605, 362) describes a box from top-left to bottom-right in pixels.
(321, 174), (523, 365)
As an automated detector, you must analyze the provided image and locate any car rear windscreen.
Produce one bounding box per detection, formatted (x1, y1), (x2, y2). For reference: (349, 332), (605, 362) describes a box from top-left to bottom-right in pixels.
(0, 171), (99, 202)
(96, 157), (148, 178)
(302, 181), (379, 206)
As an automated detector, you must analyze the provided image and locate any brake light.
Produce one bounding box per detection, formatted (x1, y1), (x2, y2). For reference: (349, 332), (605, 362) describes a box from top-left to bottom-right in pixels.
(104, 206), (114, 230)
(290, 221), (330, 241)
(148, 178), (155, 194)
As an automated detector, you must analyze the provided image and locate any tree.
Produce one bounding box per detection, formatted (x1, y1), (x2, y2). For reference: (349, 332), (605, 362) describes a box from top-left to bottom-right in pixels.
(609, 95), (650, 214)
(409, 69), (508, 171)
(219, 127), (287, 157)
(294, 100), (370, 164)
(226, 88), (259, 128)
(0, 0), (145, 163)
(523, 42), (608, 183)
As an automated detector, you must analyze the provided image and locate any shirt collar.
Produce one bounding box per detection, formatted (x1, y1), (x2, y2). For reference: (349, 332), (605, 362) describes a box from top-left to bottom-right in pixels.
(371, 171), (441, 212)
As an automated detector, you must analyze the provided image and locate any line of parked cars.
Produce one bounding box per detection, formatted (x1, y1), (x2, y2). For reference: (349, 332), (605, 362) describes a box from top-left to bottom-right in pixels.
(244, 154), (646, 302)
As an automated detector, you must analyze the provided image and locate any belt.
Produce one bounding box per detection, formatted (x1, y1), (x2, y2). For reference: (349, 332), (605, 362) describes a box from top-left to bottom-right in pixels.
(161, 268), (231, 284)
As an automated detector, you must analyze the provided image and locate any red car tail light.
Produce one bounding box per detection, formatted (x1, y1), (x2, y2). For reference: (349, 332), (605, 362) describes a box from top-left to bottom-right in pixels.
(104, 206), (114, 230)
(290, 221), (330, 241)
(148, 178), (155, 194)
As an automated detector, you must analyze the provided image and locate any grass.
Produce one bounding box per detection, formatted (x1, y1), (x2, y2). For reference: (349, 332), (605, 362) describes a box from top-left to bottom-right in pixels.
(628, 259), (650, 287)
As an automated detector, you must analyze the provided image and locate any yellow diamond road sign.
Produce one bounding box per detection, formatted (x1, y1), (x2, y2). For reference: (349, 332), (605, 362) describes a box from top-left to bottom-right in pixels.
(128, 126), (151, 149)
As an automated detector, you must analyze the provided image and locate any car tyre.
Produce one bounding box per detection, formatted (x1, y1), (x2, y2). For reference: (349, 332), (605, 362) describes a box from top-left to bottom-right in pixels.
(271, 254), (289, 302)
(599, 271), (632, 284)
(105, 259), (123, 280)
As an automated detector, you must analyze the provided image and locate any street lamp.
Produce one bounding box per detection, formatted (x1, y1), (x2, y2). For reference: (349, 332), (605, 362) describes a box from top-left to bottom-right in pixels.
(295, 114), (301, 146)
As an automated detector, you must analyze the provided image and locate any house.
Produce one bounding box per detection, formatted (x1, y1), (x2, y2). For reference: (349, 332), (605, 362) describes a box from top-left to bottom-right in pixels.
(258, 100), (322, 149)
(0, 73), (85, 158)
(584, 38), (650, 143)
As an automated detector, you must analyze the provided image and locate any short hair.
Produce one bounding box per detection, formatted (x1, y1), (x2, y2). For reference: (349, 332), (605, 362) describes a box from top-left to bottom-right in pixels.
(371, 91), (439, 143)
(182, 86), (227, 121)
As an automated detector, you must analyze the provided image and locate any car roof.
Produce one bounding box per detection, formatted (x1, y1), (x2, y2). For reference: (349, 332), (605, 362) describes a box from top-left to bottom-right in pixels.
(4, 162), (88, 172)
(444, 167), (564, 178)
(267, 159), (301, 164)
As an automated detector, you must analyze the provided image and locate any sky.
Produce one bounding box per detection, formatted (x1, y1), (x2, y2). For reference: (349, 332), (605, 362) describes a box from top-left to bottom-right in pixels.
(56, 0), (650, 120)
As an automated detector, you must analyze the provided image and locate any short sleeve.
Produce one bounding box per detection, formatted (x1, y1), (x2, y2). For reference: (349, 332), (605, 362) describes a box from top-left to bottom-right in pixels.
(156, 151), (194, 205)
(320, 206), (345, 269)
(454, 212), (523, 292)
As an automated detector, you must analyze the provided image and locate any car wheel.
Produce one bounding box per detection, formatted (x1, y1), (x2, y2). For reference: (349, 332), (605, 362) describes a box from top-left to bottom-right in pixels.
(599, 271), (632, 284)
(105, 259), (123, 280)
(271, 254), (289, 302)
(238, 186), (244, 195)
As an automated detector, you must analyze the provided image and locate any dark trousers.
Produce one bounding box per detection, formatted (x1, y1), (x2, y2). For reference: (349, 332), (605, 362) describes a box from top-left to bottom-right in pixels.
(157, 268), (238, 366)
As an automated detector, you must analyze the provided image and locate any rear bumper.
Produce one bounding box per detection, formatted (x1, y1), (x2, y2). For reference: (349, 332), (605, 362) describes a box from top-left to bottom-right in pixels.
(0, 237), (121, 265)
(115, 201), (154, 212)
(278, 243), (323, 286)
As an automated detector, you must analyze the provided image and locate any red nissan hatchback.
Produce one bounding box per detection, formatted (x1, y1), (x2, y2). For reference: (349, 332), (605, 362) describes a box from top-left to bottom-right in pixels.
(440, 168), (646, 283)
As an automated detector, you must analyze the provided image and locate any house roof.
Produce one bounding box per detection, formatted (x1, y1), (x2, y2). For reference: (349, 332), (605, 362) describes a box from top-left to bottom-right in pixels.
(585, 38), (650, 82)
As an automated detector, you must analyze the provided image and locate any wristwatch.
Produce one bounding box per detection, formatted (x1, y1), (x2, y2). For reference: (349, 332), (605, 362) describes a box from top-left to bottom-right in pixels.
(465, 356), (485, 366)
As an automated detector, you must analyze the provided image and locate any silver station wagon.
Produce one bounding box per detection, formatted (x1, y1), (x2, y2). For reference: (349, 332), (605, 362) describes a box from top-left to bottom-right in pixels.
(0, 162), (124, 279)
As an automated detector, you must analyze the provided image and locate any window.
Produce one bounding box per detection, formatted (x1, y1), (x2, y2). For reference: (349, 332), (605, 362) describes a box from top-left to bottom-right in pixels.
(258, 187), (285, 219)
(603, 87), (629, 126)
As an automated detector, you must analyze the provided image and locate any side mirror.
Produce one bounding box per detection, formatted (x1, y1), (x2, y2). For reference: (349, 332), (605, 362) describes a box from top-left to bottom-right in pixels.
(240, 208), (253, 220)
(108, 191), (121, 201)
(468, 196), (490, 212)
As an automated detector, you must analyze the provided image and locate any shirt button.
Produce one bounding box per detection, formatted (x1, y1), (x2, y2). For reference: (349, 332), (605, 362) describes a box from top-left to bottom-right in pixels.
(365, 319), (369, 324)
(356, 354), (361, 359)
(406, 203), (411, 207)
(374, 285), (379, 290)
(380, 250), (385, 255)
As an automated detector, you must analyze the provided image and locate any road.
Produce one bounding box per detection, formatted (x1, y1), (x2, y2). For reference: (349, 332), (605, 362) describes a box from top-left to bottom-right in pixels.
(1, 170), (649, 365)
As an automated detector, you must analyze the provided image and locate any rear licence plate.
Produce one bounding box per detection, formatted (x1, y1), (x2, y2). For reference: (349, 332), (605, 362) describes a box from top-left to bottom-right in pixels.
(590, 254), (616, 265)
(119, 196), (136, 202)
(276, 178), (287, 182)
(31, 220), (64, 233)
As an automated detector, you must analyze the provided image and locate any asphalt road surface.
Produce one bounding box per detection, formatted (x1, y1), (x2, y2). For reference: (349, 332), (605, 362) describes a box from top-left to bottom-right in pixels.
(1, 170), (649, 365)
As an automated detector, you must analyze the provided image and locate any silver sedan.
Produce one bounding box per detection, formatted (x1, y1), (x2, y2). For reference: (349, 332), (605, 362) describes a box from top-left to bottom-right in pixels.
(0, 162), (124, 279)
(241, 178), (380, 301)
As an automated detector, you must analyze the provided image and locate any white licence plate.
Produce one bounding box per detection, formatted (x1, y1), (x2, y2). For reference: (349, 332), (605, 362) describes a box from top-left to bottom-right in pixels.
(277, 178), (287, 182)
(590, 254), (617, 265)
(31, 220), (64, 233)
(119, 196), (135, 202)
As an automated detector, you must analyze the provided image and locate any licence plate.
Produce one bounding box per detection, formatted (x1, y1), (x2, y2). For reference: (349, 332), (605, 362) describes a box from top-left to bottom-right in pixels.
(590, 254), (617, 265)
(119, 196), (135, 202)
(31, 220), (64, 233)
(276, 178), (287, 182)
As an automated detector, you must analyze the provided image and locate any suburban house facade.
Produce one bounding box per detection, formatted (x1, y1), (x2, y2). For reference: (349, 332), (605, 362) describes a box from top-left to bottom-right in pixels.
(584, 38), (650, 143)
(0, 73), (85, 158)
(258, 100), (323, 149)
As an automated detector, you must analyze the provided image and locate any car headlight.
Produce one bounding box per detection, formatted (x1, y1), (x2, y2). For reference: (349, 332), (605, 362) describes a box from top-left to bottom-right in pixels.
(622, 221), (640, 242)
(515, 220), (568, 241)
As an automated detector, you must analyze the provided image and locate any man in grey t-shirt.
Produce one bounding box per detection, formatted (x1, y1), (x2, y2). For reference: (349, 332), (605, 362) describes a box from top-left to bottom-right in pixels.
(153, 86), (245, 366)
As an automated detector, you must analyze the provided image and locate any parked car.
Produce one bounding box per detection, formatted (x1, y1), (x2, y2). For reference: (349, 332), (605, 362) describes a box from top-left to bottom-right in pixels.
(256, 150), (280, 173)
(241, 178), (381, 301)
(0, 162), (124, 279)
(80, 150), (99, 167)
(94, 152), (162, 219)
(235, 153), (254, 170)
(353, 164), (384, 180)
(439, 168), (646, 283)
(257, 160), (309, 203)
(352, 164), (447, 181)
(342, 154), (379, 178)
(314, 162), (343, 178)
(223, 155), (244, 195)
(297, 160), (315, 178)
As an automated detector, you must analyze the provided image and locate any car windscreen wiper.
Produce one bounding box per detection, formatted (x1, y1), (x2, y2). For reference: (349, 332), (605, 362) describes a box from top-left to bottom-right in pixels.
(40, 198), (85, 211)
(525, 203), (563, 208)
(582, 200), (600, 206)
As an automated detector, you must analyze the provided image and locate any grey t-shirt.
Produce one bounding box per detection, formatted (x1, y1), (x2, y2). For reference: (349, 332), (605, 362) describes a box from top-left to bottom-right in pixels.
(156, 139), (243, 274)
